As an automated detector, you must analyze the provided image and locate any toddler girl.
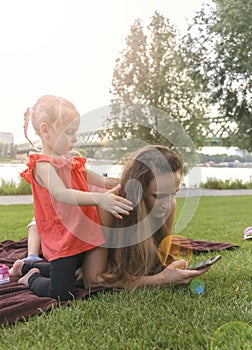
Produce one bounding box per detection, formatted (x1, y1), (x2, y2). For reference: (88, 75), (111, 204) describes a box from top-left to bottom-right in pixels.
(10, 95), (132, 300)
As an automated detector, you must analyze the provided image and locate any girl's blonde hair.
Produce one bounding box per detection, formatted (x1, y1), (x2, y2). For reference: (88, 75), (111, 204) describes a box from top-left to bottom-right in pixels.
(23, 95), (80, 147)
(105, 145), (183, 286)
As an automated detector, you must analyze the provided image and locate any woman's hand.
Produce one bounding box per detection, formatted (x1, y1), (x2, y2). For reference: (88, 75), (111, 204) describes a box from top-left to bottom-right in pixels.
(160, 259), (210, 286)
(75, 267), (83, 282)
(94, 184), (133, 219)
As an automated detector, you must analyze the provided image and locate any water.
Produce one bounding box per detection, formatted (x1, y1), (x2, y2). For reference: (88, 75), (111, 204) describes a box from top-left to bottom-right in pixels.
(0, 163), (27, 185)
(0, 162), (122, 185)
(0, 162), (252, 187)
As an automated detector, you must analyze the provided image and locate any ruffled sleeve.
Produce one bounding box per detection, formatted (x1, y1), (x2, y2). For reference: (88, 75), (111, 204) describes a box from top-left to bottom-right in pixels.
(20, 168), (32, 183)
(20, 153), (44, 184)
(20, 154), (87, 183)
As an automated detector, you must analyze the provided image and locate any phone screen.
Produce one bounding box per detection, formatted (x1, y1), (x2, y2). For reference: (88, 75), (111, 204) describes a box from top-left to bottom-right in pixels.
(188, 255), (222, 270)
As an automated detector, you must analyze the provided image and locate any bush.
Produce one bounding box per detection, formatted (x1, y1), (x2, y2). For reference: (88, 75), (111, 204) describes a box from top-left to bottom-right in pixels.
(0, 178), (32, 195)
(201, 177), (252, 189)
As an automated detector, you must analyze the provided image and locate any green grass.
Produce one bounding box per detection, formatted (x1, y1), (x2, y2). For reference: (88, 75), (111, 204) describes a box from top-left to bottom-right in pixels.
(0, 204), (34, 241)
(0, 197), (252, 349)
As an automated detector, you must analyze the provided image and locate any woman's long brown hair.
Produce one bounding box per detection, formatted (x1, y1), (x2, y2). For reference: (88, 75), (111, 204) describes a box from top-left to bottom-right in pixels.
(104, 145), (183, 286)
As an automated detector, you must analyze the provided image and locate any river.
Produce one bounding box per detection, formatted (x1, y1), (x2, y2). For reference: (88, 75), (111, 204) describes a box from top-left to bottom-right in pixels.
(0, 162), (252, 187)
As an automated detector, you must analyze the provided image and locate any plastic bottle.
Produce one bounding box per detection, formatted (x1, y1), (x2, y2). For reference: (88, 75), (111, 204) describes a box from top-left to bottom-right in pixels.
(0, 264), (10, 284)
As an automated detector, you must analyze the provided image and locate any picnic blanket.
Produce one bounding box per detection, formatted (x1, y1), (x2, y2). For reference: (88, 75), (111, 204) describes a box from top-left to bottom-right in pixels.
(0, 237), (239, 326)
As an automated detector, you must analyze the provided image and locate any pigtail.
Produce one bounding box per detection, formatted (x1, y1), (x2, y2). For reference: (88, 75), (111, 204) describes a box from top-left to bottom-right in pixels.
(23, 107), (40, 151)
(24, 107), (32, 145)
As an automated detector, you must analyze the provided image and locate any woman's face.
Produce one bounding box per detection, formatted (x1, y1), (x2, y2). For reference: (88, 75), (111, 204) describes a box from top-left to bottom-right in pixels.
(144, 170), (181, 219)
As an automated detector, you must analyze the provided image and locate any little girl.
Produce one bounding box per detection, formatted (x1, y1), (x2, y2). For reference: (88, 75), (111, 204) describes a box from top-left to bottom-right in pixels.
(10, 95), (132, 301)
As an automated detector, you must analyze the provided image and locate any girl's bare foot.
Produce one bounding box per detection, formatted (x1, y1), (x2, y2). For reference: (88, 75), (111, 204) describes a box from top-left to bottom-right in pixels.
(9, 259), (24, 277)
(18, 268), (40, 287)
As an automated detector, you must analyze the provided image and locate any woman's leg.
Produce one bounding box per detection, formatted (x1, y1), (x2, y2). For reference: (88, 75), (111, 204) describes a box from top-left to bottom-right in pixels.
(81, 246), (108, 288)
(81, 207), (110, 288)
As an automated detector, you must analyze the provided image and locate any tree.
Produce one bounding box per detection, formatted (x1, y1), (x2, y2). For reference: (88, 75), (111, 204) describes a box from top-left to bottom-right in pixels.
(186, 0), (252, 151)
(104, 12), (210, 155)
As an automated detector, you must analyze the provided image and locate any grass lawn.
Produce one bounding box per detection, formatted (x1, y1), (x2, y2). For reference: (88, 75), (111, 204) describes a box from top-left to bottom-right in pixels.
(0, 196), (251, 349)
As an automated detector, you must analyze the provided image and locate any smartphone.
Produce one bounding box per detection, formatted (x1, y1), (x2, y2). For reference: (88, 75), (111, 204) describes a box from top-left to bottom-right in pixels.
(188, 255), (222, 270)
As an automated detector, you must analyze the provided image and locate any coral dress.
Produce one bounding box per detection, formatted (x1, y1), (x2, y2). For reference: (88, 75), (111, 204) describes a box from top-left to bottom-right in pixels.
(21, 154), (105, 261)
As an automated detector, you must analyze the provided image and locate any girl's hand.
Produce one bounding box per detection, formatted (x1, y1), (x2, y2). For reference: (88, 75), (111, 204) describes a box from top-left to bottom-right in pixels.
(95, 184), (133, 219)
(160, 259), (210, 286)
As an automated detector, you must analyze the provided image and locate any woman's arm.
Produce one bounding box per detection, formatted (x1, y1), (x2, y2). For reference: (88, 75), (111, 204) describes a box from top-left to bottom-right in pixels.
(125, 260), (210, 289)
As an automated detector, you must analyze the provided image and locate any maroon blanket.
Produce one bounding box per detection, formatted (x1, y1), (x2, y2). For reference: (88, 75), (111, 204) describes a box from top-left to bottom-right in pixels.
(0, 238), (112, 326)
(170, 236), (239, 254)
(0, 237), (239, 326)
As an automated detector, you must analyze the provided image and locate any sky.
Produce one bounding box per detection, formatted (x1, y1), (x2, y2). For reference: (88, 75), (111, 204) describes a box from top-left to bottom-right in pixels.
(0, 0), (206, 144)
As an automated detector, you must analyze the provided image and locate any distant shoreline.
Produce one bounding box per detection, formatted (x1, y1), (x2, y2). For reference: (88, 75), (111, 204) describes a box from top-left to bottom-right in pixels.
(0, 188), (252, 205)
(1, 158), (252, 168)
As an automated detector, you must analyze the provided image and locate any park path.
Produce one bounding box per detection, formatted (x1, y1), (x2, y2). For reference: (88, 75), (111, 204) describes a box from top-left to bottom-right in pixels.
(0, 189), (251, 205)
(0, 195), (33, 205)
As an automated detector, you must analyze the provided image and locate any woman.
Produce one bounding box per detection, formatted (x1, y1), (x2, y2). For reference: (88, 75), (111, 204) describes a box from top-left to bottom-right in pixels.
(100, 144), (209, 288)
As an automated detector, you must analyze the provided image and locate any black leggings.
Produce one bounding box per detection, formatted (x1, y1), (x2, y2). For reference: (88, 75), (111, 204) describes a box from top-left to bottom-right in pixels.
(22, 252), (85, 301)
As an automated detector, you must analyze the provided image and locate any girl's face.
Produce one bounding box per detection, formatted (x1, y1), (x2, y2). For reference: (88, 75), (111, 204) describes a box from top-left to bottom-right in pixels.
(144, 170), (181, 219)
(47, 114), (80, 156)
